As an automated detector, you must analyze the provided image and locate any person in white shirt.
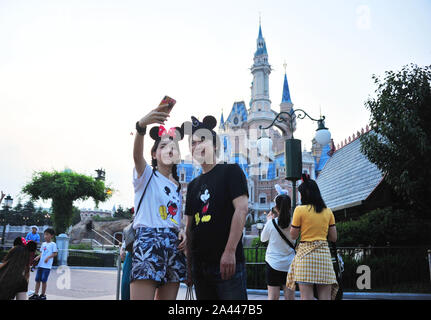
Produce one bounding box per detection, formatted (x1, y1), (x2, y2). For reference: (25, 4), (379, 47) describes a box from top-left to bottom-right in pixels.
(261, 190), (296, 300)
(29, 228), (58, 300)
(130, 106), (187, 300)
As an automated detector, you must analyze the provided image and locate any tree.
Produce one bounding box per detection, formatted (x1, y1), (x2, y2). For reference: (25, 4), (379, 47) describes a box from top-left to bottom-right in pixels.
(360, 64), (431, 216)
(22, 170), (112, 234)
(113, 205), (133, 220)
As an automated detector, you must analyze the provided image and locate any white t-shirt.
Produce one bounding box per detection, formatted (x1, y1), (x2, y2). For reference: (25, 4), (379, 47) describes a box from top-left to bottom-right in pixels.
(37, 242), (58, 269)
(260, 218), (295, 272)
(133, 164), (182, 230)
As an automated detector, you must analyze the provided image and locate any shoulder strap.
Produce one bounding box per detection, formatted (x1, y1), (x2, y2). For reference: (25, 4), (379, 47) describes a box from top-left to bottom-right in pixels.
(135, 170), (154, 216)
(272, 219), (296, 253)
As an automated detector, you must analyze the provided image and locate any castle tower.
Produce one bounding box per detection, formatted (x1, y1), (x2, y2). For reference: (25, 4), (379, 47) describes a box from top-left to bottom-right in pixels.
(248, 22), (275, 129)
(278, 63), (295, 138)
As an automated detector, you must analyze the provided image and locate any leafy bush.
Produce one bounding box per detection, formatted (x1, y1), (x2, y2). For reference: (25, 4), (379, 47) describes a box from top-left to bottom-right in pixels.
(337, 207), (431, 247)
(339, 247), (431, 293)
(92, 215), (118, 222)
(69, 243), (93, 250)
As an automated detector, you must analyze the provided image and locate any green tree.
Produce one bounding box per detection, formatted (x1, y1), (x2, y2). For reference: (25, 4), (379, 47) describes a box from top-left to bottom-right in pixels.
(22, 170), (112, 234)
(113, 205), (133, 220)
(360, 64), (431, 216)
(337, 207), (431, 247)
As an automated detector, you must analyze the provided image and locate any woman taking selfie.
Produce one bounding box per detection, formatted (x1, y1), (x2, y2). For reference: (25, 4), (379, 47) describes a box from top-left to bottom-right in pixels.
(130, 102), (187, 300)
(286, 174), (338, 300)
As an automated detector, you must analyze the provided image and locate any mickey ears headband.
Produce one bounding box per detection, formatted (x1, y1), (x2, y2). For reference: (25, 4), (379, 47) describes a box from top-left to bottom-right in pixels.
(180, 115), (218, 136)
(149, 125), (184, 141)
(14, 237), (37, 252)
(301, 173), (311, 182)
(274, 184), (289, 202)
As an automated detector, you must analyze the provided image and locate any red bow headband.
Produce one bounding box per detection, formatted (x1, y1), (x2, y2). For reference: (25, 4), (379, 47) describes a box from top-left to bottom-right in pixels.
(158, 126), (177, 139)
(21, 237), (28, 246)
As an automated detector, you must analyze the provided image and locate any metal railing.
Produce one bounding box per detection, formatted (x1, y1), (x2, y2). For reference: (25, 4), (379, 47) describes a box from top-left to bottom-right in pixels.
(243, 246), (431, 293)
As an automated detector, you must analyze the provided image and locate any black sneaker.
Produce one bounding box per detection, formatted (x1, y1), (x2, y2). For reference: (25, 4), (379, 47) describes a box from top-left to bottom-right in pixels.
(29, 293), (39, 300)
(39, 294), (47, 300)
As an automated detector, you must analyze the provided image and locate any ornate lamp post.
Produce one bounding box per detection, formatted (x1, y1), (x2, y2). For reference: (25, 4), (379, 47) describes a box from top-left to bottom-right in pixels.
(1, 194), (13, 249)
(95, 168), (106, 181)
(259, 109), (331, 211)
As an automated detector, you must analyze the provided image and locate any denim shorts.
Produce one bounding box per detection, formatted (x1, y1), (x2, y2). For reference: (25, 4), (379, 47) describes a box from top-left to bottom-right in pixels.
(35, 267), (51, 283)
(130, 227), (186, 287)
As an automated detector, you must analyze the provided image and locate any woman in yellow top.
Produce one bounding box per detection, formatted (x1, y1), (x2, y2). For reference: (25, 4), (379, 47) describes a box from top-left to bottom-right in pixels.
(286, 174), (338, 300)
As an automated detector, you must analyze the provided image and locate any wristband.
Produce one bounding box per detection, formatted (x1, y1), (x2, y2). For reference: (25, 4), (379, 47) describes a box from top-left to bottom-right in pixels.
(136, 121), (147, 136)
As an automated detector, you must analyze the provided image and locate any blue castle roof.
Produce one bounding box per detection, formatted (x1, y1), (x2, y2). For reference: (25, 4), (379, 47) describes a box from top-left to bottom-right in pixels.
(282, 73), (292, 104)
(255, 24), (268, 57)
(226, 101), (248, 124)
(315, 144), (332, 172)
(220, 112), (225, 129)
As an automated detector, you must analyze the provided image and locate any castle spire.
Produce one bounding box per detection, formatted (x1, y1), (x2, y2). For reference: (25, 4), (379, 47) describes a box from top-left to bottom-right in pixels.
(282, 74), (292, 104)
(255, 21), (267, 57)
(219, 109), (225, 129)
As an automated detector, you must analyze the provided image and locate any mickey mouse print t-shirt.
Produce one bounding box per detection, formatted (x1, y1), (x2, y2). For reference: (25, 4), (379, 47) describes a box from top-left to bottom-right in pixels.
(185, 163), (249, 264)
(133, 164), (182, 230)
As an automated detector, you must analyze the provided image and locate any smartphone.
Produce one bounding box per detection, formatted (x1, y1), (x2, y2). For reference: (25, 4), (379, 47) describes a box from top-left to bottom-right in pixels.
(157, 95), (176, 114)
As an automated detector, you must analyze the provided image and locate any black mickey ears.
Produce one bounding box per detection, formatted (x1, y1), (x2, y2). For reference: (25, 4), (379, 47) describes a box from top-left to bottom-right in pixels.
(301, 173), (310, 183)
(182, 115), (217, 136)
(26, 241), (37, 253)
(202, 116), (217, 130)
(149, 127), (160, 140)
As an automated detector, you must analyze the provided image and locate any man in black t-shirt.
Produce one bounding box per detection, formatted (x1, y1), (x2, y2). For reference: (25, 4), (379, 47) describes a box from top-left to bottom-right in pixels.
(183, 116), (249, 300)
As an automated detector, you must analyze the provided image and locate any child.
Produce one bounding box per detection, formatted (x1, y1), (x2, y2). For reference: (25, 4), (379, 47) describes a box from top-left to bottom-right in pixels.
(0, 238), (37, 300)
(29, 228), (58, 300)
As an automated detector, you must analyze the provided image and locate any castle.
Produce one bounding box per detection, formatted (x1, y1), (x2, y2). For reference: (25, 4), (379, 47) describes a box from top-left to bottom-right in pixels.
(177, 23), (333, 222)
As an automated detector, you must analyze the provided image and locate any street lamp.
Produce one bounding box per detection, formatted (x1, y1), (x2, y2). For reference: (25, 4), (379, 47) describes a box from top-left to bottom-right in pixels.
(95, 168), (106, 181)
(256, 221), (264, 239)
(1, 194), (13, 248)
(259, 109), (331, 211)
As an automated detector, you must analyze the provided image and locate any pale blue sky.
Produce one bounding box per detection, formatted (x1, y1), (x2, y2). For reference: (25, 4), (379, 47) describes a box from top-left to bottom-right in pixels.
(1, 0), (430, 210)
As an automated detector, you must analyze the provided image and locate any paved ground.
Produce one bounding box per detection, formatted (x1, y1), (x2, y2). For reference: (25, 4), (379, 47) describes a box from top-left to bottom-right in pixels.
(26, 267), (292, 300)
(26, 267), (431, 300)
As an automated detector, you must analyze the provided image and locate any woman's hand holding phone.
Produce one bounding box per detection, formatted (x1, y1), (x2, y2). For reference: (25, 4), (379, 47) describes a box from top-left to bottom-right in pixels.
(138, 109), (170, 127)
(156, 96), (176, 114)
(137, 96), (175, 127)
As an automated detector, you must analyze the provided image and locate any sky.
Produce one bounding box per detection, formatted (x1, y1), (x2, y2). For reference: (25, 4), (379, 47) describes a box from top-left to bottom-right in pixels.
(1, 0), (430, 211)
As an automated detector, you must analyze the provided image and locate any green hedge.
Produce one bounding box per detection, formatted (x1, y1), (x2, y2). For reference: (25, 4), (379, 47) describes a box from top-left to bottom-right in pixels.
(339, 247), (431, 293)
(337, 207), (431, 247)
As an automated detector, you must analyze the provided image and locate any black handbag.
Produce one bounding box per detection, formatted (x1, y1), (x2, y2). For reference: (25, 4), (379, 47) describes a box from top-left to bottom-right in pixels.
(123, 171), (154, 253)
(329, 241), (343, 300)
(312, 242), (343, 300)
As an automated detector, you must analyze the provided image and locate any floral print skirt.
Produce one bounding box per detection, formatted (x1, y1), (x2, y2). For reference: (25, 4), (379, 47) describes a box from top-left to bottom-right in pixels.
(130, 227), (187, 287)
